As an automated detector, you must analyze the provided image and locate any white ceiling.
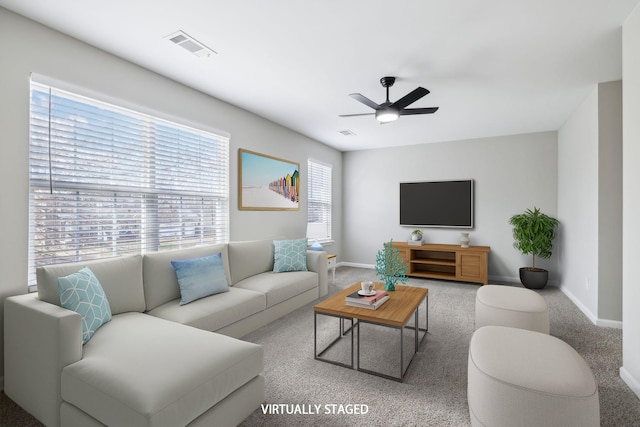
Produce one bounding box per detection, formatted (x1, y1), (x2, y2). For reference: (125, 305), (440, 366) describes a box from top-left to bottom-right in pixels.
(2, 0), (638, 151)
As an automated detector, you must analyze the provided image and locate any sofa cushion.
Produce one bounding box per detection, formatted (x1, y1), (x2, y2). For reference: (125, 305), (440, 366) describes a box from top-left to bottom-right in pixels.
(234, 271), (318, 308)
(146, 287), (266, 331)
(228, 240), (274, 285)
(273, 238), (308, 272)
(58, 266), (112, 344)
(143, 244), (230, 311)
(61, 312), (263, 427)
(38, 254), (145, 315)
(172, 253), (229, 305)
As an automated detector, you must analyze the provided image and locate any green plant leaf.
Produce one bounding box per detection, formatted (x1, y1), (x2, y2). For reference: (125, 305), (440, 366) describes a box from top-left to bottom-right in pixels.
(375, 239), (408, 286)
(509, 207), (559, 268)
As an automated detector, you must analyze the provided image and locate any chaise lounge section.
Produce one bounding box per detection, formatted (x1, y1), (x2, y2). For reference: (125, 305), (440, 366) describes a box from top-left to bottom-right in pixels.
(5, 238), (328, 427)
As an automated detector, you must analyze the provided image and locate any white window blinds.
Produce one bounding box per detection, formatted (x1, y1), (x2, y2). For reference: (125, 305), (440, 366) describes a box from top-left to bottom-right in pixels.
(306, 159), (332, 241)
(28, 80), (229, 286)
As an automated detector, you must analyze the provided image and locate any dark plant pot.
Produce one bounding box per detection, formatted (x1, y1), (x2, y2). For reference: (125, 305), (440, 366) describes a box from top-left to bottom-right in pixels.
(519, 267), (548, 289)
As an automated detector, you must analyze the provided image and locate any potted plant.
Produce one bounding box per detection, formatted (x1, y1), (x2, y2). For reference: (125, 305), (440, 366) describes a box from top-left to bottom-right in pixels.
(509, 207), (559, 289)
(411, 229), (423, 241)
(375, 239), (408, 291)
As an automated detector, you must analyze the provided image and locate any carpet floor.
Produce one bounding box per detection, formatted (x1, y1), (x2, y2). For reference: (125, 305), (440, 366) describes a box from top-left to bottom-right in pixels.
(2, 266), (639, 426)
(239, 267), (640, 426)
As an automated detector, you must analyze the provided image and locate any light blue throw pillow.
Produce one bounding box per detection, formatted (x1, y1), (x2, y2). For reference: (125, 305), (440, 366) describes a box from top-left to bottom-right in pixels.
(58, 266), (112, 345)
(273, 238), (308, 272)
(171, 253), (229, 305)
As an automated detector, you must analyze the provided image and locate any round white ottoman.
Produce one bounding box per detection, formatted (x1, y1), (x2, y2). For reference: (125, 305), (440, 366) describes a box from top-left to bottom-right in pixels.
(475, 285), (550, 334)
(468, 326), (599, 427)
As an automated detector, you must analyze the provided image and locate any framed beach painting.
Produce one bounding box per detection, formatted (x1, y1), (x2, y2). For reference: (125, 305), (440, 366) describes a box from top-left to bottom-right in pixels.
(239, 149), (300, 210)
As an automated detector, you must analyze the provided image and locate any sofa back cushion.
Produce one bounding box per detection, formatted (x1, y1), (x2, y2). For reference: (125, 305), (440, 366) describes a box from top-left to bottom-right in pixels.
(143, 244), (230, 311)
(37, 254), (145, 315)
(227, 239), (274, 285)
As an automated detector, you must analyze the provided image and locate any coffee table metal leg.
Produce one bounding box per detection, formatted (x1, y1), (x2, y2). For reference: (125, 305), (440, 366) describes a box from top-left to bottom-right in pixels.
(356, 320), (360, 370)
(351, 318), (354, 368)
(357, 322), (407, 382)
(425, 294), (429, 331)
(356, 296), (429, 382)
(400, 325), (404, 380)
(406, 295), (428, 344)
(415, 308), (419, 353)
(315, 312), (354, 370)
(341, 317), (357, 336)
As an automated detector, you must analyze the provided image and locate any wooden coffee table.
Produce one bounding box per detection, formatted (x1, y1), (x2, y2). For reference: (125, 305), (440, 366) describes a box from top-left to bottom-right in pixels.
(314, 282), (428, 382)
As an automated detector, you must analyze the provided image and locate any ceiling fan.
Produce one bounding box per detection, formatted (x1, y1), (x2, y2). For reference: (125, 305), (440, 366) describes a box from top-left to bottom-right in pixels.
(340, 77), (439, 123)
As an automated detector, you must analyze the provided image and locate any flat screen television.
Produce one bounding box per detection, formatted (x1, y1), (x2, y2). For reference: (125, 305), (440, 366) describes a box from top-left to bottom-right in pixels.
(400, 180), (474, 228)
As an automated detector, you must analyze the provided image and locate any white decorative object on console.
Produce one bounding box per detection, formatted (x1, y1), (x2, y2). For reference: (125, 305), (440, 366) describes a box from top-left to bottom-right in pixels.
(460, 232), (470, 248)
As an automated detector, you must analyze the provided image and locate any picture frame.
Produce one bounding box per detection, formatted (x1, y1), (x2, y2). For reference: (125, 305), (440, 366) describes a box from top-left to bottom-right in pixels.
(239, 149), (300, 210)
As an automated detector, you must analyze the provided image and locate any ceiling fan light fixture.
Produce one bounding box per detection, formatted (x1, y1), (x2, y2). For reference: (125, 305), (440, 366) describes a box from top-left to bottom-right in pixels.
(375, 109), (399, 123)
(341, 77), (438, 122)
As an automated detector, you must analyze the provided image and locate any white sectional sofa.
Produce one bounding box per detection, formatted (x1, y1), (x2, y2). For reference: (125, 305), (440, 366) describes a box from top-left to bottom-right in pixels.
(4, 239), (328, 427)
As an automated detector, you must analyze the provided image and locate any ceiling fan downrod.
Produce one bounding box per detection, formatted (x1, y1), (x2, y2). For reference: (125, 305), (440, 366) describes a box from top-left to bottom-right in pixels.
(380, 76), (395, 103)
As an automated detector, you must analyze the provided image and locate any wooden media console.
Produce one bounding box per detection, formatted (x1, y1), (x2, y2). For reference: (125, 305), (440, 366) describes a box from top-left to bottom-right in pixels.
(392, 242), (490, 285)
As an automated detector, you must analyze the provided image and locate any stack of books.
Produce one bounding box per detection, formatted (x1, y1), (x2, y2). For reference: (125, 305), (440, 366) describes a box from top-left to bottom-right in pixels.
(345, 289), (389, 310)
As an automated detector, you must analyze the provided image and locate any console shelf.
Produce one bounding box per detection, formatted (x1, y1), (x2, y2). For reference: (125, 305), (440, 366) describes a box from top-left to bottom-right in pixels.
(393, 242), (490, 285)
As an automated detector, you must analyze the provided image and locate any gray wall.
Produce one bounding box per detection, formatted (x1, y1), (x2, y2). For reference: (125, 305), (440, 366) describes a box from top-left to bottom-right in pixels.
(342, 132), (559, 282)
(557, 81), (623, 326)
(622, 2), (640, 399)
(598, 81), (623, 323)
(0, 8), (342, 382)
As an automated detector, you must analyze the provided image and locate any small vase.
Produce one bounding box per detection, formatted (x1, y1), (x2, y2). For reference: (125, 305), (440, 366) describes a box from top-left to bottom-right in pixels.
(385, 280), (395, 292)
(460, 232), (470, 248)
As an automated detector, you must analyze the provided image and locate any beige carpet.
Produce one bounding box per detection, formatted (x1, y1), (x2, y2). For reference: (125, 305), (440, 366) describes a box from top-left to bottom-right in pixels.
(2, 267), (639, 426)
(239, 267), (640, 426)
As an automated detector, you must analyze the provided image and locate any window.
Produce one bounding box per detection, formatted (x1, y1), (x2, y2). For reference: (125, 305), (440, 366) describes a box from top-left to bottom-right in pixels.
(306, 159), (332, 242)
(28, 79), (229, 286)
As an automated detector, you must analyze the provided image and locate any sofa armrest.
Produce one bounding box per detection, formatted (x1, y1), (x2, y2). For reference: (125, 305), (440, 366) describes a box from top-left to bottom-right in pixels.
(4, 293), (82, 427)
(306, 251), (329, 297)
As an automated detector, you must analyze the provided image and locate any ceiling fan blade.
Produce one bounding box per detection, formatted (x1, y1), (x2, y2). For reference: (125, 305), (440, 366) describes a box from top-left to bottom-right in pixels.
(349, 93), (380, 110)
(399, 107), (439, 115)
(391, 87), (429, 110)
(339, 113), (375, 117)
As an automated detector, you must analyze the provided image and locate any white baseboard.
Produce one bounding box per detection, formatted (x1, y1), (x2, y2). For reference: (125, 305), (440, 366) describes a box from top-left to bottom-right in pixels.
(559, 286), (598, 324)
(558, 286), (622, 329)
(620, 367), (640, 400)
(340, 262), (374, 269)
(488, 275), (519, 284)
(488, 275), (563, 287)
(597, 318), (623, 329)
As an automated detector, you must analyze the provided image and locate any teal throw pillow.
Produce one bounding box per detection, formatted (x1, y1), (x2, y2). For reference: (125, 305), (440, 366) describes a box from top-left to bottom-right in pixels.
(171, 253), (229, 305)
(273, 238), (308, 272)
(58, 266), (112, 345)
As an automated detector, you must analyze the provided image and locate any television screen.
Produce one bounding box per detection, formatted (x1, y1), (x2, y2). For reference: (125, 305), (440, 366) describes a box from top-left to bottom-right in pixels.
(400, 180), (474, 228)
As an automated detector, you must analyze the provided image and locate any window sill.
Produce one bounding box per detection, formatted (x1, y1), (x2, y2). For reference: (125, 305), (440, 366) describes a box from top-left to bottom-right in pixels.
(307, 239), (334, 247)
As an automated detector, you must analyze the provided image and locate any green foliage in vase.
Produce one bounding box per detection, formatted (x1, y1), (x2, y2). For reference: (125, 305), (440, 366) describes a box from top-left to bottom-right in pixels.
(375, 239), (408, 290)
(509, 207), (559, 269)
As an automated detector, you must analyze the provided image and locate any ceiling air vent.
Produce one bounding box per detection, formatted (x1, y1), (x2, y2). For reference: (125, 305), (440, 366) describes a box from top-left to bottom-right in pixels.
(166, 30), (216, 58)
(338, 129), (356, 136)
